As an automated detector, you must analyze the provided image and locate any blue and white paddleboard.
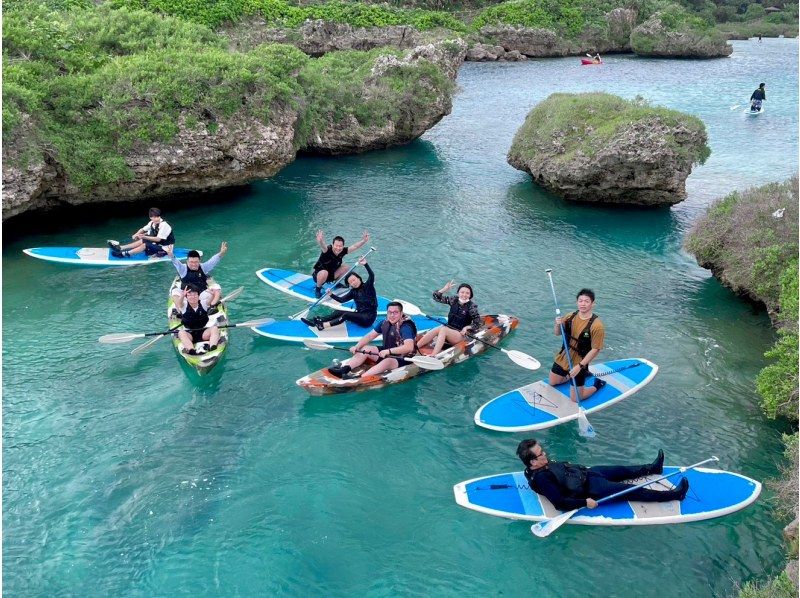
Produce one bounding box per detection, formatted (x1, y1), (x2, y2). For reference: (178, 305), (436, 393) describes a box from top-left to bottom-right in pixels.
(475, 358), (657, 432)
(23, 247), (197, 267)
(252, 314), (437, 343)
(454, 466), (761, 527)
(747, 105), (764, 116)
(256, 267), (405, 314)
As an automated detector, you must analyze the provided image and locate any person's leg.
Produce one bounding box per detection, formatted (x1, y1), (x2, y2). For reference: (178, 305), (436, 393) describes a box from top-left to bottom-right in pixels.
(177, 330), (195, 352)
(207, 283), (221, 306)
(417, 326), (442, 349)
(432, 328), (464, 356)
(587, 474), (687, 503)
(345, 346), (379, 370)
(199, 290), (214, 310)
(202, 326), (220, 349)
(333, 264), (350, 279)
(589, 451), (663, 481)
(549, 362), (569, 386)
(119, 239), (143, 251)
(314, 269), (330, 287)
(361, 357), (399, 377)
(125, 242), (146, 256)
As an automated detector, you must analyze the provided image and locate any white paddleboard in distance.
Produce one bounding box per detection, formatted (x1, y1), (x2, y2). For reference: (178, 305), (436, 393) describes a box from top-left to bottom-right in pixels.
(746, 105), (764, 116)
(251, 314), (436, 343)
(23, 247), (198, 267)
(454, 466), (761, 527)
(475, 358), (657, 432)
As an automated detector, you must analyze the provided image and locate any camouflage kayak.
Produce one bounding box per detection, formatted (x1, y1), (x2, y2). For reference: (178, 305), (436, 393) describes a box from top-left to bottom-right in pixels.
(296, 314), (519, 396)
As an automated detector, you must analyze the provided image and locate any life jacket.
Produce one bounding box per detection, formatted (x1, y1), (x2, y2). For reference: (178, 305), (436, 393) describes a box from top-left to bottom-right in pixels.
(181, 303), (209, 330)
(560, 311), (598, 358)
(526, 462), (588, 497)
(181, 266), (208, 291)
(447, 300), (475, 330)
(148, 221), (175, 246)
(379, 316), (418, 354)
(314, 245), (347, 272)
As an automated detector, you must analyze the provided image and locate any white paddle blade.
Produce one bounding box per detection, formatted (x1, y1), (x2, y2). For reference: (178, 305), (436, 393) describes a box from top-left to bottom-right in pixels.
(98, 332), (144, 344)
(131, 334), (166, 356)
(396, 300), (422, 316)
(577, 412), (596, 438)
(505, 350), (541, 371)
(235, 317), (275, 328)
(303, 339), (334, 350)
(221, 286), (244, 303)
(410, 355), (444, 370)
(531, 509), (578, 538)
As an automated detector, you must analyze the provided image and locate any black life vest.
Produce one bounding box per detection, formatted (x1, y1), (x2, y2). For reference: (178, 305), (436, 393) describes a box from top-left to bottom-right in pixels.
(447, 300), (475, 330)
(181, 303), (209, 330)
(181, 266), (208, 291)
(314, 245), (347, 272)
(148, 221), (175, 246)
(379, 317), (418, 353)
(560, 311), (598, 358)
(526, 462), (588, 497)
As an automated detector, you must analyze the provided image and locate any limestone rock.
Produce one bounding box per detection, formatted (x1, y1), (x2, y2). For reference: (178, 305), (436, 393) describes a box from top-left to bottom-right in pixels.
(507, 93), (710, 206)
(631, 13), (733, 58)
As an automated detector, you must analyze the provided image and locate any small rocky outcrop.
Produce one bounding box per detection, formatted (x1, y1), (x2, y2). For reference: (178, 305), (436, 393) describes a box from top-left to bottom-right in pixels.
(507, 92), (710, 206)
(466, 42), (527, 61)
(631, 13), (732, 58)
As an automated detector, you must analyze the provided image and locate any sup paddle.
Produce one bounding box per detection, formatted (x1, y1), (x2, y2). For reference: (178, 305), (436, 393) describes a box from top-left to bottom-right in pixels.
(530, 456), (719, 538)
(399, 302), (541, 371)
(545, 269), (595, 438)
(102, 316), (276, 345)
(302, 339), (444, 370)
(290, 247), (377, 320)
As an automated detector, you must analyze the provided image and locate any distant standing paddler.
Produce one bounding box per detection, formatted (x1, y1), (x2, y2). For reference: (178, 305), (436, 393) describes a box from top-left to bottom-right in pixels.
(108, 207), (174, 258)
(750, 83), (766, 111)
(167, 242), (227, 315)
(312, 229), (370, 298)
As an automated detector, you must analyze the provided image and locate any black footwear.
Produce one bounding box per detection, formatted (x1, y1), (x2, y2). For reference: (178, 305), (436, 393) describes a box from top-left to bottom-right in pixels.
(182, 348), (198, 356)
(328, 364), (351, 379)
(205, 344), (218, 352)
(649, 449), (665, 475)
(207, 304), (219, 315)
(313, 317), (325, 331)
(300, 317), (315, 328)
(170, 308), (181, 319)
(593, 378), (606, 390)
(107, 240), (121, 251)
(111, 248), (124, 258)
(314, 286), (323, 298)
(674, 478), (690, 501)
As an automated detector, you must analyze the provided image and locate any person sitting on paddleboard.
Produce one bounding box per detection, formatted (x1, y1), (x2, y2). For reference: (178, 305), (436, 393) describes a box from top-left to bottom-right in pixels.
(312, 229), (370, 298)
(167, 242), (227, 316)
(176, 284), (221, 355)
(329, 301), (417, 379)
(302, 256), (378, 331)
(416, 280), (482, 357)
(108, 207), (175, 258)
(516, 439), (689, 512)
(549, 288), (606, 401)
(750, 83), (766, 111)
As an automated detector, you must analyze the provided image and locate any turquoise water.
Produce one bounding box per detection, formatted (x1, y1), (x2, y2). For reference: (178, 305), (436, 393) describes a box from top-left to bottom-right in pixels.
(3, 39), (797, 595)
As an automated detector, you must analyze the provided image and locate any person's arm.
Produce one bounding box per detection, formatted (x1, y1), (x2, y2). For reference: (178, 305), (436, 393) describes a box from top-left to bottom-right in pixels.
(330, 289), (353, 304)
(363, 261), (374, 285)
(315, 230), (328, 252)
(142, 221), (171, 243)
(532, 473), (588, 512)
(380, 338), (415, 359)
(353, 330), (379, 352)
(433, 280), (456, 305)
(466, 303), (482, 332)
(166, 246), (187, 277)
(751, 91), (757, 100)
(347, 230), (370, 253)
(201, 253), (222, 273)
(554, 313), (572, 336)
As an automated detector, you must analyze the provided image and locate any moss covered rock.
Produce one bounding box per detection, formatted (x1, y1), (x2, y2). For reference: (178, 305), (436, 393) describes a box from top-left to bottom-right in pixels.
(631, 10), (732, 58)
(507, 92), (710, 206)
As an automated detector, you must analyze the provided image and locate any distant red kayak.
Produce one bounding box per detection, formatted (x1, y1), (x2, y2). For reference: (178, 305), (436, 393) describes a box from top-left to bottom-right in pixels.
(581, 58), (602, 65)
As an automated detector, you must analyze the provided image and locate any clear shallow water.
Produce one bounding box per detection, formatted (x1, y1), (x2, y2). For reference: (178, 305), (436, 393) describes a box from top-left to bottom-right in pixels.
(3, 39), (797, 596)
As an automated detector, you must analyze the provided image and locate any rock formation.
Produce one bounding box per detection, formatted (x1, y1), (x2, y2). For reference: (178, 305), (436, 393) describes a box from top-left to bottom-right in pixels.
(631, 13), (733, 58)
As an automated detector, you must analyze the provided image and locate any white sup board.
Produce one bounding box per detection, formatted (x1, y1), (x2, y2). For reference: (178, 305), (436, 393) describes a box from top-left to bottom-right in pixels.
(23, 247), (198, 266)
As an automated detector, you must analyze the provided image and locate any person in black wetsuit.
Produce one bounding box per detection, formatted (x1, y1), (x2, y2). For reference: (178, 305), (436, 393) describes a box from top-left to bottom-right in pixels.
(516, 439), (689, 512)
(311, 229), (370, 297)
(416, 280), (482, 356)
(750, 83), (766, 111)
(176, 284), (221, 355)
(302, 257), (377, 331)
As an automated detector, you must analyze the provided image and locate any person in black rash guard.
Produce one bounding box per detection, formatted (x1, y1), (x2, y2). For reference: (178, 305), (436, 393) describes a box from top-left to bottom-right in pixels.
(176, 285), (221, 355)
(301, 257), (377, 330)
(311, 229), (370, 298)
(515, 439), (690, 513)
(416, 280), (482, 356)
(750, 83), (766, 111)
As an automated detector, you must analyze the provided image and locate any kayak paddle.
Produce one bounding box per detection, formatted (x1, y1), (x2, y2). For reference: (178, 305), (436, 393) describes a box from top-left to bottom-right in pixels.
(101, 316), (277, 345)
(302, 339), (444, 370)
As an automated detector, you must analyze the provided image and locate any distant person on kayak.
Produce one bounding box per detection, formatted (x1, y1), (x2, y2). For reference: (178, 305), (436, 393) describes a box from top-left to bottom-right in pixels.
(750, 83), (766, 111)
(592, 53), (601, 64)
(549, 288), (605, 401)
(108, 207), (174, 258)
(329, 301), (417, 379)
(516, 439), (690, 512)
(176, 284), (221, 355)
(167, 242), (227, 315)
(416, 280), (482, 356)
(312, 229), (370, 298)
(302, 256), (378, 330)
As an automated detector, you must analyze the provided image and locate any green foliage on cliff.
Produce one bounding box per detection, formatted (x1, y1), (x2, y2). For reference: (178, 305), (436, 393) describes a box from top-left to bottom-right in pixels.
(470, 0), (615, 37)
(739, 571), (799, 598)
(509, 92), (710, 164)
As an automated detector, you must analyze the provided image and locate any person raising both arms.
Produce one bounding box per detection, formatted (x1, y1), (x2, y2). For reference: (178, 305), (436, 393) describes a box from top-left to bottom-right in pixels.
(302, 257), (378, 331)
(416, 280), (482, 357)
(312, 229), (370, 298)
(176, 284), (221, 356)
(549, 288), (606, 401)
(167, 242), (228, 315)
(108, 207), (175, 258)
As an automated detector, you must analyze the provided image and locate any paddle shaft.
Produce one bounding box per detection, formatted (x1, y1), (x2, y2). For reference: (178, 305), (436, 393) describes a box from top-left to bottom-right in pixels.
(420, 314), (507, 353)
(545, 271), (583, 403)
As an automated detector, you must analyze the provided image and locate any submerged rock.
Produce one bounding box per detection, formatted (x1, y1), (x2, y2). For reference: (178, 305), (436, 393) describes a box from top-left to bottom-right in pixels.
(507, 92), (710, 206)
(631, 13), (732, 58)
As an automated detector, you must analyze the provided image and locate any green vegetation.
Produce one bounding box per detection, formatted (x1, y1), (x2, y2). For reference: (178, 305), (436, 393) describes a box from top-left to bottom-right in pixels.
(509, 92), (709, 164)
(470, 0), (617, 37)
(739, 571), (799, 598)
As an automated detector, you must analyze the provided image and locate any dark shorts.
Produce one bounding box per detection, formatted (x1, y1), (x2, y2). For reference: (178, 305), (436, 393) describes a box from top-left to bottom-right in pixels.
(186, 328), (206, 344)
(144, 241), (167, 257)
(551, 361), (588, 387)
(313, 267), (337, 282)
(378, 346), (411, 368)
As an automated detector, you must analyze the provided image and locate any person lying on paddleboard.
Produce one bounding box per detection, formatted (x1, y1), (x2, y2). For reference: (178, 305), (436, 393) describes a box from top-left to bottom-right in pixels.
(312, 229), (370, 298)
(750, 83), (766, 111)
(176, 284), (221, 355)
(516, 439), (690, 512)
(416, 281), (482, 357)
(167, 242), (227, 315)
(549, 288), (605, 401)
(302, 257), (377, 330)
(108, 207), (175, 258)
(329, 301), (417, 379)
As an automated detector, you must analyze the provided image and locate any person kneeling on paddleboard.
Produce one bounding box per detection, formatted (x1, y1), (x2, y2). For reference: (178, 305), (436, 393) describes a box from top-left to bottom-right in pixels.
(167, 243), (227, 315)
(417, 280), (482, 357)
(176, 284), (221, 355)
(516, 439), (690, 512)
(549, 288), (605, 401)
(311, 230), (370, 298)
(750, 83), (766, 111)
(108, 207), (175, 259)
(302, 257), (378, 331)
(329, 302), (417, 379)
